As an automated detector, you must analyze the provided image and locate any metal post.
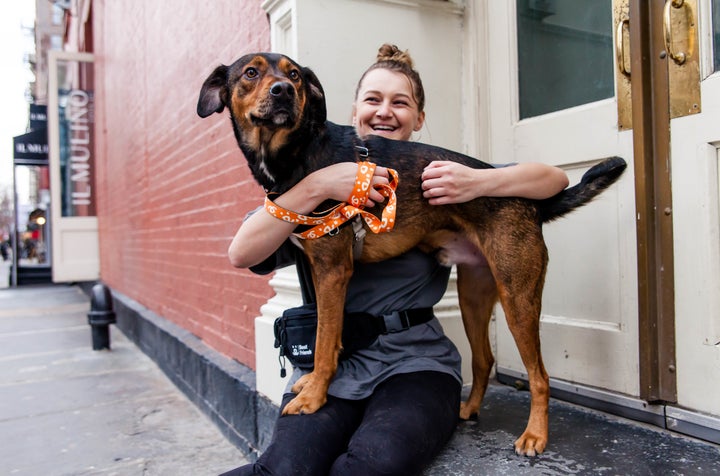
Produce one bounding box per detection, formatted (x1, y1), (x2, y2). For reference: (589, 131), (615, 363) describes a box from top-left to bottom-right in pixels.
(87, 283), (116, 350)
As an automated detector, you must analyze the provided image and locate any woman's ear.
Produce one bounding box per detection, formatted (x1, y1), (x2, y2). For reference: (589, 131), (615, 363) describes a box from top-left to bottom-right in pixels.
(414, 110), (426, 131)
(351, 104), (358, 126)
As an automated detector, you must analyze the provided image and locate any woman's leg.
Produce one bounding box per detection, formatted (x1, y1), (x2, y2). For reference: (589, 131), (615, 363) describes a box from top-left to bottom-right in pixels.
(329, 371), (461, 476)
(219, 393), (365, 476)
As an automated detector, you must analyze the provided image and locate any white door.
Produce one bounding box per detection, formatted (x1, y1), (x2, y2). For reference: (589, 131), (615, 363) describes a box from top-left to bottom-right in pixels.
(48, 51), (100, 282)
(486, 1), (640, 397)
(669, 0), (720, 417)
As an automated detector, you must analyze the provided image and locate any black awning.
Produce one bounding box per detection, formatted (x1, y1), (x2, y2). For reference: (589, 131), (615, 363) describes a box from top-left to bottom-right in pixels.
(13, 128), (48, 166)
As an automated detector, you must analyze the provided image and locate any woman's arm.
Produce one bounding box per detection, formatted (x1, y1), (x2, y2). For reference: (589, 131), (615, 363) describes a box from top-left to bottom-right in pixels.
(228, 163), (389, 268)
(421, 161), (569, 205)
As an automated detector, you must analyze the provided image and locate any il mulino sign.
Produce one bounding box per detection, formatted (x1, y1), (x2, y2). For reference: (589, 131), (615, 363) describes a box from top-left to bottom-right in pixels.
(59, 88), (95, 217)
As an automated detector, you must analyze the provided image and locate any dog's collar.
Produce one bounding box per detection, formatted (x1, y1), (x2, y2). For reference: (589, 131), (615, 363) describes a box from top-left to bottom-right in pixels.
(264, 160), (399, 252)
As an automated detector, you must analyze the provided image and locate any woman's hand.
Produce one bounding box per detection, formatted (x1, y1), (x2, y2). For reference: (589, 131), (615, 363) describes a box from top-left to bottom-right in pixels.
(421, 161), (569, 205)
(228, 162), (390, 268)
(306, 162), (390, 208)
(421, 161), (486, 205)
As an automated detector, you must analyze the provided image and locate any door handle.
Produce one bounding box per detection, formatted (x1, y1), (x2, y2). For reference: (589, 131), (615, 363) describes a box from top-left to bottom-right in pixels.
(616, 18), (631, 76)
(663, 0), (687, 65)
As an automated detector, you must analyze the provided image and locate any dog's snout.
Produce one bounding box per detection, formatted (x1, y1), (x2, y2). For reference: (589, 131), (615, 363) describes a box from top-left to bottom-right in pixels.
(269, 81), (294, 98)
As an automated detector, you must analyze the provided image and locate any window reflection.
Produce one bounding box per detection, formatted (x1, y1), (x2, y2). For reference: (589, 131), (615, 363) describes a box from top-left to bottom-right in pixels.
(517, 0), (614, 119)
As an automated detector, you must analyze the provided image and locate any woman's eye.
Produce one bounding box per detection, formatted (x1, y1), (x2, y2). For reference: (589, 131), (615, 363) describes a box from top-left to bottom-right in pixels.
(244, 68), (258, 79)
(365, 97), (380, 103)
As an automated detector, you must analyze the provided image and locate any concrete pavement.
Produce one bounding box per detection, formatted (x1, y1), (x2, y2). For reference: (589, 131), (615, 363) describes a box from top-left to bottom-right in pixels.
(2, 284), (720, 475)
(0, 284), (247, 475)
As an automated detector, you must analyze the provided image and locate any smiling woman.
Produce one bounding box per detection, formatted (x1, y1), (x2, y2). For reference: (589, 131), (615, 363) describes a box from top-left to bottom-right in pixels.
(352, 45), (425, 142)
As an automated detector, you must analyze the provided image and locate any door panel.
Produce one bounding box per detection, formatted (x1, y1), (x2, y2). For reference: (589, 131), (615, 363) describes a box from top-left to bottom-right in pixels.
(48, 51), (99, 282)
(489, 1), (639, 396)
(671, 64), (720, 415)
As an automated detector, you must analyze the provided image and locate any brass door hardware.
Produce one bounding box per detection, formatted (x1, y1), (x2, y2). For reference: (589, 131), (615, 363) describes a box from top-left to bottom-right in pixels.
(614, 0), (700, 130)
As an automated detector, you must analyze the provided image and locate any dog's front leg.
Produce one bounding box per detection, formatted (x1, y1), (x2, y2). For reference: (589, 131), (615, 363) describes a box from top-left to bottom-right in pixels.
(282, 235), (354, 415)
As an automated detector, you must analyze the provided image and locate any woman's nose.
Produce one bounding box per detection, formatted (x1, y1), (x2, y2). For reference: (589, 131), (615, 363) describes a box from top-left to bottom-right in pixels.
(375, 101), (392, 117)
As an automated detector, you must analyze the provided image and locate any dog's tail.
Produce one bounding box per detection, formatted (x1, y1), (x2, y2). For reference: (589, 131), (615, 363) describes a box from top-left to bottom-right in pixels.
(538, 156), (627, 223)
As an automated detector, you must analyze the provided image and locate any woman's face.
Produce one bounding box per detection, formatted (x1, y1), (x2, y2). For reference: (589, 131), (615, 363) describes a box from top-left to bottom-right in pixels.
(352, 68), (425, 142)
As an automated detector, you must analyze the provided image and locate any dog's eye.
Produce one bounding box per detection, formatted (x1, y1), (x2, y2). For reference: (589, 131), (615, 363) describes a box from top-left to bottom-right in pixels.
(288, 69), (300, 82)
(244, 68), (258, 79)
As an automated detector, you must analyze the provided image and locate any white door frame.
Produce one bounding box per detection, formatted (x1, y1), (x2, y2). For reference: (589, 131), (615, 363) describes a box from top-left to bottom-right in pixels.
(48, 50), (99, 283)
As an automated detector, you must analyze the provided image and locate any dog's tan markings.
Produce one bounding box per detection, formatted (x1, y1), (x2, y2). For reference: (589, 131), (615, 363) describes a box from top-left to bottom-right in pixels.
(229, 56), (271, 154)
(265, 57), (307, 156)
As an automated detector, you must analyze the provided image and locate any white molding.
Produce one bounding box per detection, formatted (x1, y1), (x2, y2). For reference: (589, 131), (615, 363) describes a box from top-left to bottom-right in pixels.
(352, 0), (464, 15)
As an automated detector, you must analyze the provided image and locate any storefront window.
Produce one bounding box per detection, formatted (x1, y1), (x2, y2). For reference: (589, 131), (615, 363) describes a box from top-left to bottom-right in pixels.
(14, 165), (51, 267)
(56, 59), (96, 217)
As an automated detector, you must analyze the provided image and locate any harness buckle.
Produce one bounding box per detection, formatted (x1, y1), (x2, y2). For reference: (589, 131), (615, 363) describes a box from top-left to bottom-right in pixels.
(382, 311), (411, 333)
(355, 146), (369, 158)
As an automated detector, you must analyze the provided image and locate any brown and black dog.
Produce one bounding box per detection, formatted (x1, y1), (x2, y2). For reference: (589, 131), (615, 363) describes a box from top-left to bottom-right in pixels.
(197, 52), (626, 456)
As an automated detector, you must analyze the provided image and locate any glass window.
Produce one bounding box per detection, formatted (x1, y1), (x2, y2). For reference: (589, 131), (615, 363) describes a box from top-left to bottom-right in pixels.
(56, 59), (96, 217)
(516, 0), (614, 119)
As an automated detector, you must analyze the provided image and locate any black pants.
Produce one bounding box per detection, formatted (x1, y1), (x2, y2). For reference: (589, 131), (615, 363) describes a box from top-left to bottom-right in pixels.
(219, 371), (461, 476)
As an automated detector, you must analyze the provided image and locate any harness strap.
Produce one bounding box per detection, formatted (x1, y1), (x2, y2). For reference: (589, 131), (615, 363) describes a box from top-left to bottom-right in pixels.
(264, 161), (399, 240)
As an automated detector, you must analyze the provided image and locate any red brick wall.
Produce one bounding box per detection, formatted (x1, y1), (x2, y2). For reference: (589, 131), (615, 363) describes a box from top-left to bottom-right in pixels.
(92, 0), (272, 368)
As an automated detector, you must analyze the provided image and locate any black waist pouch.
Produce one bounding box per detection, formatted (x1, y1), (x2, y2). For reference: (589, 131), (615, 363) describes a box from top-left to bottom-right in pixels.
(273, 303), (434, 377)
(273, 304), (318, 374)
(273, 304), (384, 377)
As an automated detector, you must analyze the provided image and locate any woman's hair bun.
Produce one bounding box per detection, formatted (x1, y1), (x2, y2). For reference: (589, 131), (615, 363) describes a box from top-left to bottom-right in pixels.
(376, 43), (414, 69)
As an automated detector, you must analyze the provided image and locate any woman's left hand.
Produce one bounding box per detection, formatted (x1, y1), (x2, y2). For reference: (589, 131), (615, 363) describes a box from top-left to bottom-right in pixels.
(421, 161), (486, 205)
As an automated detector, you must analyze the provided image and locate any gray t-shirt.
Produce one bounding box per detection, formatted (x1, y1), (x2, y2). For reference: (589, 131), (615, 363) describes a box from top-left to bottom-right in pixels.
(253, 238), (462, 400)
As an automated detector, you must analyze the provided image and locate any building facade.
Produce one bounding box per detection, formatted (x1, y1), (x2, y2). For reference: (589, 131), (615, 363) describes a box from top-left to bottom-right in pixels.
(34, 0), (720, 455)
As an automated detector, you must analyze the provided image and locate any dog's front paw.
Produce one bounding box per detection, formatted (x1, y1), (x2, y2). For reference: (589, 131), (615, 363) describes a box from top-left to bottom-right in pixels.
(513, 431), (547, 457)
(282, 373), (328, 415)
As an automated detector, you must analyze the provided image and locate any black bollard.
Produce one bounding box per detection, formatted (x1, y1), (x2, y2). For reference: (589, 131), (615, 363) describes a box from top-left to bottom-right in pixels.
(87, 283), (116, 350)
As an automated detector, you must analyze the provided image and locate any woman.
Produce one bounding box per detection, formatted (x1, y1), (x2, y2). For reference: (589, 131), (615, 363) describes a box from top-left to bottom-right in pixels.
(222, 44), (568, 476)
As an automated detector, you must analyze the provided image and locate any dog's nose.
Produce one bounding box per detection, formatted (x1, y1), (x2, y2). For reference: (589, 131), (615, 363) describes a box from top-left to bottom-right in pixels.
(269, 82), (294, 98)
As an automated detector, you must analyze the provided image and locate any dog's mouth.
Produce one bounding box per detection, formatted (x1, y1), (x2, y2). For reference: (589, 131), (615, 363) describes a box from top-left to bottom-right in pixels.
(250, 110), (293, 128)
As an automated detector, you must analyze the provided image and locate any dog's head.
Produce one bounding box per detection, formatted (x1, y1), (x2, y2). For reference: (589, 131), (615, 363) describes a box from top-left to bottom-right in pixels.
(197, 53), (326, 185)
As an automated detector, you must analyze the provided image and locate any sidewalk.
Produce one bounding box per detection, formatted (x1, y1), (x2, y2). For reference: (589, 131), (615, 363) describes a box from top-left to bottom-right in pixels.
(1, 284), (719, 476)
(0, 284), (247, 475)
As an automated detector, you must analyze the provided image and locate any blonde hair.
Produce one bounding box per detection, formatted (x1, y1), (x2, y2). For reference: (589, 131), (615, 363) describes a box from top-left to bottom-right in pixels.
(354, 44), (425, 113)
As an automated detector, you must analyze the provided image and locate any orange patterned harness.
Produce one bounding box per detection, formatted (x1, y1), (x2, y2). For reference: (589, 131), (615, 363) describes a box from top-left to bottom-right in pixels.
(264, 161), (399, 240)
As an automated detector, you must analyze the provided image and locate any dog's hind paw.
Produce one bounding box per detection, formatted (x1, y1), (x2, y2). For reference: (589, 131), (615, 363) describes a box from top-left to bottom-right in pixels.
(513, 432), (547, 457)
(459, 401), (479, 420)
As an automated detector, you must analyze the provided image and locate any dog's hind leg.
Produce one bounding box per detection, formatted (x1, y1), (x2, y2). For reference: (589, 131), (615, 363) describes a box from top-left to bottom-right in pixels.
(493, 234), (550, 457)
(457, 263), (498, 420)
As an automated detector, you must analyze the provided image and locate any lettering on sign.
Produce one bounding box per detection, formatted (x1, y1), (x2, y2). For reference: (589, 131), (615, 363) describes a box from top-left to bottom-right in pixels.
(68, 90), (91, 206)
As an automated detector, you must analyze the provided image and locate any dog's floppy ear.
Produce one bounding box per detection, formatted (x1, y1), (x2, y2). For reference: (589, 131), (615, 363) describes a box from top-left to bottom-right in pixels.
(302, 66), (327, 125)
(197, 65), (229, 118)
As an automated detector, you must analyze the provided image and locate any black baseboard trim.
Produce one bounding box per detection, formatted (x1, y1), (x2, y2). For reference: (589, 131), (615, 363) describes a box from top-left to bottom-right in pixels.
(84, 283), (277, 459)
